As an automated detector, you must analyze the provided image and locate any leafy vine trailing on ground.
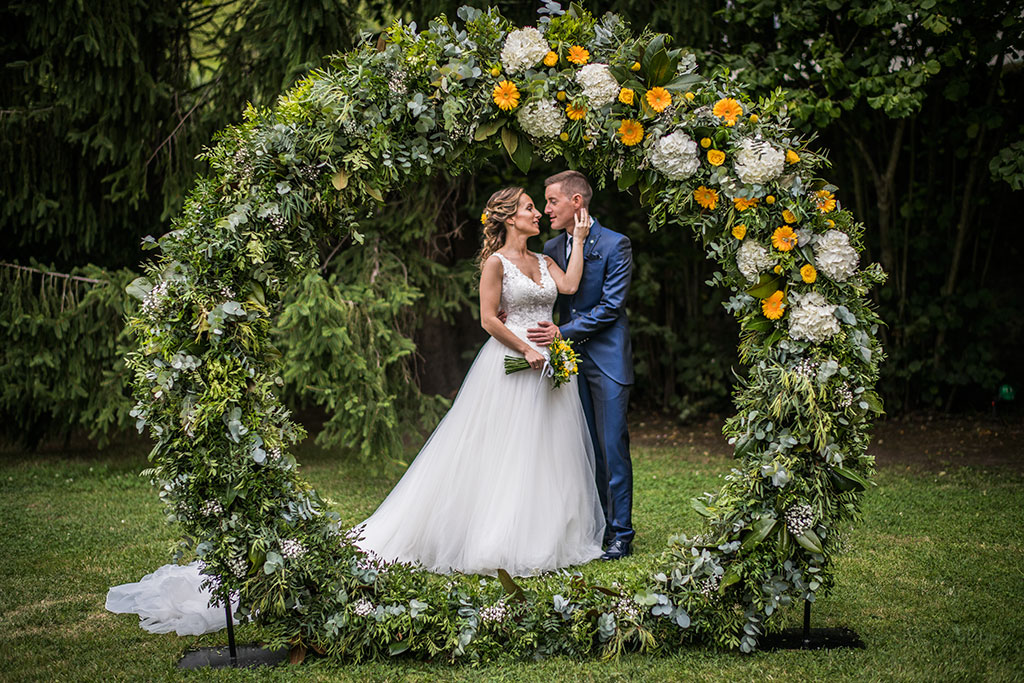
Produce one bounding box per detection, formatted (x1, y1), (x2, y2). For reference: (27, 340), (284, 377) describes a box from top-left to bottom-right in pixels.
(125, 2), (885, 660)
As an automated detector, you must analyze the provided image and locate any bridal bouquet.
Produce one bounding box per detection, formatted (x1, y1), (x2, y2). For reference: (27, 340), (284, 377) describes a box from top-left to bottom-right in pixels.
(504, 338), (579, 388)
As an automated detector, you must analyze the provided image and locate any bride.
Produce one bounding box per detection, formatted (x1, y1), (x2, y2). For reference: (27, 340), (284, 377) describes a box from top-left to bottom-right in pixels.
(355, 186), (605, 576)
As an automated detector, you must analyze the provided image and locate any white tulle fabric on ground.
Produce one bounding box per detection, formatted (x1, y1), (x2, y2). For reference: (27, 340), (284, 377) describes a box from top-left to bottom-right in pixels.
(105, 562), (238, 635)
(356, 252), (605, 576)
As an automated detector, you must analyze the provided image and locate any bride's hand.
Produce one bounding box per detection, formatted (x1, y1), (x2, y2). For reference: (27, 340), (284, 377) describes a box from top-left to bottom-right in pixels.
(574, 208), (590, 241)
(524, 346), (546, 370)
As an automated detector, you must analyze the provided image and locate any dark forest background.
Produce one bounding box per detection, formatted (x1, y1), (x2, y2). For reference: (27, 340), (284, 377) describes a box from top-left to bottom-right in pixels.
(3, 0), (1022, 452)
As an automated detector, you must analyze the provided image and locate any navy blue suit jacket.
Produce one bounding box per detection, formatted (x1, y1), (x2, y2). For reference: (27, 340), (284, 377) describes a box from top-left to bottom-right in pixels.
(543, 219), (634, 386)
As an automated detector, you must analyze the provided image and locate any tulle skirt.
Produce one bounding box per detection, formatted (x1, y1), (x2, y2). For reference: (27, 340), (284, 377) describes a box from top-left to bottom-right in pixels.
(105, 562), (238, 635)
(356, 336), (605, 576)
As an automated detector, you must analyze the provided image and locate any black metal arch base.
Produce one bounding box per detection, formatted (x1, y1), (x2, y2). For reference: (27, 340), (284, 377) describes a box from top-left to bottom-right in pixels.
(758, 601), (866, 651)
(177, 592), (287, 670)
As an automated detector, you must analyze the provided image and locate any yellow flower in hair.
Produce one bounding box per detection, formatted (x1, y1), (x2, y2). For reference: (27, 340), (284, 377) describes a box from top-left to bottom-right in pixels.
(481, 211), (488, 225)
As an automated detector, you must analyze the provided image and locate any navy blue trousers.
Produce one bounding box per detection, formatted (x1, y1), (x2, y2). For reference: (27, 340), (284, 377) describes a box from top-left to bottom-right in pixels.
(577, 358), (633, 544)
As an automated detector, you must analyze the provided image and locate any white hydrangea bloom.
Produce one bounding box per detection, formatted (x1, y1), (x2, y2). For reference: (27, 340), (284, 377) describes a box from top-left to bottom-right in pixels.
(647, 131), (700, 180)
(517, 99), (563, 138)
(574, 63), (620, 107)
(736, 240), (774, 284)
(500, 28), (549, 73)
(814, 229), (859, 282)
(788, 291), (841, 343)
(733, 138), (785, 185)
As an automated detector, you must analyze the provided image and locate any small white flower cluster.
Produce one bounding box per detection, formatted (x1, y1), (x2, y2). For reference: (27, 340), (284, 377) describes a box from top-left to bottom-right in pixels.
(792, 358), (820, 381)
(500, 28), (550, 73)
(785, 504), (814, 537)
(352, 598), (375, 617)
(233, 147), (255, 178)
(788, 291), (841, 343)
(517, 99), (563, 138)
(219, 285), (235, 300)
(733, 138), (785, 185)
(268, 446), (283, 460)
(699, 575), (721, 597)
(736, 240), (774, 284)
(296, 165), (319, 182)
(141, 281), (171, 317)
(479, 599), (509, 623)
(280, 538), (307, 560)
(647, 130), (700, 180)
(835, 383), (854, 409)
(574, 64), (620, 107)
(614, 596), (640, 621)
(200, 500), (223, 517)
(265, 210), (287, 233)
(386, 68), (409, 96)
(227, 555), (248, 578)
(814, 230), (859, 282)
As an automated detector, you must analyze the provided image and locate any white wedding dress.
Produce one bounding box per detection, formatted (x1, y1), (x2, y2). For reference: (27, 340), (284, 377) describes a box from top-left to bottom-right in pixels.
(356, 252), (605, 576)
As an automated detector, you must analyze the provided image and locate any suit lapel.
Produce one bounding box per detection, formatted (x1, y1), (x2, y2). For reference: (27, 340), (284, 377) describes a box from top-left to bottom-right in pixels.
(554, 232), (569, 271)
(583, 220), (603, 260)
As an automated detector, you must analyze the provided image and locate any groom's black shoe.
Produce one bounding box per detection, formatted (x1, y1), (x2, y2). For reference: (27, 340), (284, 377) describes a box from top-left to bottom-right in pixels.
(600, 539), (632, 560)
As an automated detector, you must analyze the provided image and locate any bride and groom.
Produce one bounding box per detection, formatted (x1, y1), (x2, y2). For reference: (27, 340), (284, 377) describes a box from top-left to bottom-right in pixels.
(108, 170), (634, 634)
(357, 170), (635, 576)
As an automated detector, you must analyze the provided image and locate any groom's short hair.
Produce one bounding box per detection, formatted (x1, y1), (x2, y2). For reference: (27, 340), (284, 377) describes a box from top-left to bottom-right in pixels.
(545, 170), (592, 208)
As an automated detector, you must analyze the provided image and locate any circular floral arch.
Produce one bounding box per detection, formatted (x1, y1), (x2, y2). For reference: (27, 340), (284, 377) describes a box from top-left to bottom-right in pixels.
(127, 4), (885, 661)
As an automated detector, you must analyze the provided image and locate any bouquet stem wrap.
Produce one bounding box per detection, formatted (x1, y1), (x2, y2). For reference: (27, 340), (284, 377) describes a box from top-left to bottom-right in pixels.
(504, 337), (579, 388)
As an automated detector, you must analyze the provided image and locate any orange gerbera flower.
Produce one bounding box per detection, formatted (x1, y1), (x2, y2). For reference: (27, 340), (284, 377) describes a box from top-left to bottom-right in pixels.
(543, 51), (559, 67)
(646, 87), (672, 112)
(694, 185), (719, 210)
(712, 97), (743, 126)
(782, 209), (798, 224)
(815, 189), (837, 213)
(492, 80), (520, 111)
(762, 290), (786, 319)
(566, 102), (587, 120)
(617, 119), (644, 146)
(567, 45), (590, 65)
(733, 197), (759, 211)
(707, 149), (726, 166)
(772, 225), (798, 251)
(732, 224), (747, 240)
(800, 264), (817, 283)
(618, 87), (635, 105)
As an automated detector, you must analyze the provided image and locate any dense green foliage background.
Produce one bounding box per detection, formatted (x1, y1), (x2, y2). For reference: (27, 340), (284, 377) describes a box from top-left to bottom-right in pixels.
(3, 0), (1022, 451)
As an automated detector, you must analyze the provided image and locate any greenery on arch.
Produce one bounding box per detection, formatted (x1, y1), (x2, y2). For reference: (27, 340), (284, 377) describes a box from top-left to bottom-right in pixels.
(126, 2), (885, 661)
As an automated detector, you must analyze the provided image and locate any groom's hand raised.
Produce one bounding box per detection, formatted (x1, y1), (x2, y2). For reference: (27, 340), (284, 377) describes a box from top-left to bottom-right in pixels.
(527, 320), (560, 346)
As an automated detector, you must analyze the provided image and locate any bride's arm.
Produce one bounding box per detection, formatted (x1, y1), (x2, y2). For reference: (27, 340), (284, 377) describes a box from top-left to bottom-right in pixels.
(480, 255), (546, 368)
(545, 209), (590, 295)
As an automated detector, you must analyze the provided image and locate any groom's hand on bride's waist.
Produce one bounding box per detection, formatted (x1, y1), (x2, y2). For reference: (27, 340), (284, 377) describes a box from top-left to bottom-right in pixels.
(527, 321), (560, 345)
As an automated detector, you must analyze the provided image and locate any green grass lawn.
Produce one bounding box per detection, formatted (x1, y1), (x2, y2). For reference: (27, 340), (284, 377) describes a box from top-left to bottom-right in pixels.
(2, 437), (1022, 682)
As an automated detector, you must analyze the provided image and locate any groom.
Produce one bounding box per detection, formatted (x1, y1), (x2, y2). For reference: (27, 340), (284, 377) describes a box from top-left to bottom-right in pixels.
(528, 170), (635, 560)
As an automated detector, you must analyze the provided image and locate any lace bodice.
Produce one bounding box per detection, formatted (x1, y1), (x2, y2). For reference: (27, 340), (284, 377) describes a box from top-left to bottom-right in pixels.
(495, 252), (556, 336)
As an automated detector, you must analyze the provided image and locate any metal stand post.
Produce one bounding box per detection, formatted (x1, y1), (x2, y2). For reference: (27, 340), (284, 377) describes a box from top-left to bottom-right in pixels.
(758, 600), (865, 651)
(177, 590), (286, 670)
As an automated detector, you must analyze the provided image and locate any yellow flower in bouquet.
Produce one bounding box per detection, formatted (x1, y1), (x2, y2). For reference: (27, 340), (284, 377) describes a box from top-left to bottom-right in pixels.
(504, 338), (580, 389)
(567, 45), (590, 65)
(543, 51), (559, 67)
(815, 189), (837, 213)
(492, 80), (520, 110)
(694, 185), (719, 210)
(712, 97), (743, 126)
(762, 291), (786, 319)
(617, 119), (644, 146)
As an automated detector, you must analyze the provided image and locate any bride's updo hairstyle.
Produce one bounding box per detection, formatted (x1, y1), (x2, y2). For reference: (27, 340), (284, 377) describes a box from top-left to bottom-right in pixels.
(478, 186), (525, 268)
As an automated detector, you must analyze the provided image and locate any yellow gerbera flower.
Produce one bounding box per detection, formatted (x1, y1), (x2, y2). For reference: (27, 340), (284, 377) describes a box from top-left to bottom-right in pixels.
(543, 51), (559, 67)
(567, 45), (589, 65)
(732, 224), (747, 240)
(694, 185), (719, 210)
(617, 119), (644, 146)
(771, 225), (798, 252)
(492, 80), (520, 111)
(782, 209), (798, 224)
(618, 87), (635, 105)
(566, 102), (586, 120)
(734, 197), (759, 211)
(815, 189), (837, 213)
(786, 150), (801, 164)
(762, 290), (786, 320)
(800, 264), (817, 283)
(645, 87), (672, 112)
(700, 137), (711, 148)
(712, 97), (743, 126)
(707, 149), (726, 166)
